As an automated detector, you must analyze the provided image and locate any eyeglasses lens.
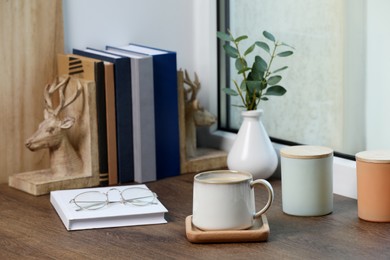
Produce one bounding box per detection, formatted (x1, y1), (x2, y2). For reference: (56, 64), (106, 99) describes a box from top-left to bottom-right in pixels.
(74, 191), (107, 210)
(122, 188), (155, 206)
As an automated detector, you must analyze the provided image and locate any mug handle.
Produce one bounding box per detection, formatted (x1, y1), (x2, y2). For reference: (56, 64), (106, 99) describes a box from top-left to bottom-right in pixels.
(250, 179), (274, 219)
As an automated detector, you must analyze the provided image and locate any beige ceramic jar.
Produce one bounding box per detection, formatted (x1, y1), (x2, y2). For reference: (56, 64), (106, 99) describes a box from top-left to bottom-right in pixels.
(280, 145), (333, 216)
(355, 150), (390, 222)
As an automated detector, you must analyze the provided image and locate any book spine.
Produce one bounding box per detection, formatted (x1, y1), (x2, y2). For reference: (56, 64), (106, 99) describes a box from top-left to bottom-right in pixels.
(103, 62), (118, 185)
(152, 53), (180, 179)
(94, 62), (109, 186)
(113, 58), (134, 183)
(131, 57), (156, 182)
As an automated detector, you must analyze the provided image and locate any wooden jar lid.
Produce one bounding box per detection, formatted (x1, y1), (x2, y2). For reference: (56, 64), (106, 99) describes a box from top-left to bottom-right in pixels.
(356, 150), (390, 163)
(280, 145), (333, 159)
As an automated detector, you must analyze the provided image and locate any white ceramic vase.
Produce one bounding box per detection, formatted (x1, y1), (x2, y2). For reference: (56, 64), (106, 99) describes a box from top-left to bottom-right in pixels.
(227, 110), (278, 179)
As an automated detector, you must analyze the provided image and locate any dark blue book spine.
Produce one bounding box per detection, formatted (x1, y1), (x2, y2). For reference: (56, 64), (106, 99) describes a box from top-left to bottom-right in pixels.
(152, 53), (180, 179)
(73, 49), (134, 183)
(94, 62), (109, 185)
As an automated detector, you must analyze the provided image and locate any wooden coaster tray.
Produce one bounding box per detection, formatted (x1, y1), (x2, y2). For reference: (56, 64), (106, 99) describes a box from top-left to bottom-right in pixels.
(185, 214), (269, 243)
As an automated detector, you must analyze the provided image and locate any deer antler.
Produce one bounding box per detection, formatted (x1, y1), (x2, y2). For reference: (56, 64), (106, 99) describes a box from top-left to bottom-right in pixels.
(44, 76), (70, 114)
(44, 77), (82, 116)
(55, 79), (82, 115)
(183, 70), (201, 109)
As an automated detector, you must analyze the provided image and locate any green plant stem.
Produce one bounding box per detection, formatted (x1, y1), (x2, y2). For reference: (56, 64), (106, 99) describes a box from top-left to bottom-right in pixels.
(249, 90), (257, 110)
(228, 29), (249, 109)
(256, 42), (279, 107)
(265, 42), (279, 78)
(233, 80), (246, 106)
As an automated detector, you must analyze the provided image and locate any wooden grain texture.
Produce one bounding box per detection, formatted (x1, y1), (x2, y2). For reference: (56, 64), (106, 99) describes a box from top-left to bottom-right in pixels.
(0, 0), (64, 183)
(9, 79), (100, 195)
(0, 175), (389, 259)
(356, 150), (390, 163)
(178, 71), (227, 174)
(280, 145), (333, 159)
(185, 214), (269, 243)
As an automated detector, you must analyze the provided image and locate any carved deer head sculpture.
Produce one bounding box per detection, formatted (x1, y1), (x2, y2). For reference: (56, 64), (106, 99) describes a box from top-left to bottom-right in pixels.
(25, 76), (83, 176)
(183, 70), (217, 158)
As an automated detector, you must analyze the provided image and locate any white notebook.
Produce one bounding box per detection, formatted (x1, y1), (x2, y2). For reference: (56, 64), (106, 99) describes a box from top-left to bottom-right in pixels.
(50, 184), (168, 231)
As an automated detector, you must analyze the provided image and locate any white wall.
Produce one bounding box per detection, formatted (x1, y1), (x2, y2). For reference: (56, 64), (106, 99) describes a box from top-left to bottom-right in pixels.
(63, 0), (194, 67)
(63, 0), (217, 112)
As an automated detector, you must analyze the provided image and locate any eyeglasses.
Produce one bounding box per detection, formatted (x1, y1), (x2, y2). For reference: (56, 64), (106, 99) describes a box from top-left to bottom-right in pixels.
(69, 187), (157, 211)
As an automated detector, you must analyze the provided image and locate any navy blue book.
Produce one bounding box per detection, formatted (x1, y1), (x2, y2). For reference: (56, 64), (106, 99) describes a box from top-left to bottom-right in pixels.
(73, 48), (134, 183)
(110, 44), (180, 179)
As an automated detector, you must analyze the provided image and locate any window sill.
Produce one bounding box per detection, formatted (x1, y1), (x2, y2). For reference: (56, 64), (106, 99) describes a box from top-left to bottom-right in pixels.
(199, 129), (357, 199)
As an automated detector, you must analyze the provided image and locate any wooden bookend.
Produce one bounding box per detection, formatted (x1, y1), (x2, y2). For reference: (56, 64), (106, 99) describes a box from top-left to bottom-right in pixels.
(9, 76), (100, 195)
(178, 70), (227, 174)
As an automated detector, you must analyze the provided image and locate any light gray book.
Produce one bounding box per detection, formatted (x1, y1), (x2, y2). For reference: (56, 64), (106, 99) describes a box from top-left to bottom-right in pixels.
(105, 46), (156, 183)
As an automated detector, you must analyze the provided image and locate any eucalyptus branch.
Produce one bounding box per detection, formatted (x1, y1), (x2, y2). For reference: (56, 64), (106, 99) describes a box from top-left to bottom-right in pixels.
(249, 88), (258, 110)
(264, 42), (279, 79)
(230, 31), (249, 81)
(228, 30), (249, 108)
(233, 79), (246, 106)
(217, 29), (294, 111)
(256, 42), (278, 105)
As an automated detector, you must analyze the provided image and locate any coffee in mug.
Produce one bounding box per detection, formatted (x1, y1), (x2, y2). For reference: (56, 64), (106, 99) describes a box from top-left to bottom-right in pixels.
(192, 170), (274, 231)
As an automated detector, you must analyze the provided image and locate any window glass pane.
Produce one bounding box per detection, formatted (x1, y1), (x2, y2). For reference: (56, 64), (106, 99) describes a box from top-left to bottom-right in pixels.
(222, 0), (366, 155)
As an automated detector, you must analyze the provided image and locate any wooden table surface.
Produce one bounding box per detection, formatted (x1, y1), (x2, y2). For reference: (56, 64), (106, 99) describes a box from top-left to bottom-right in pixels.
(0, 173), (389, 259)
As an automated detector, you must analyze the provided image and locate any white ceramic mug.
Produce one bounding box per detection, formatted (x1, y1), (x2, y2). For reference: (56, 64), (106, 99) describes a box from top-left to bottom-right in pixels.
(192, 170), (274, 231)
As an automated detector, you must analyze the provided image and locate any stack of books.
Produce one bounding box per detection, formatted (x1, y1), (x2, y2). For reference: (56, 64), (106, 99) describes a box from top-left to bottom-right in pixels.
(58, 44), (181, 185)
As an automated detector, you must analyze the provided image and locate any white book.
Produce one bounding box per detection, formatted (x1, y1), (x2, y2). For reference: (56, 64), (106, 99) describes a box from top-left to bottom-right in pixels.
(50, 185), (168, 231)
(116, 44), (168, 55)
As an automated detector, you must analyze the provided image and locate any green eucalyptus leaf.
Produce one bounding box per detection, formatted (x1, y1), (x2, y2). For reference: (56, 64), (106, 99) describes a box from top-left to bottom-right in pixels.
(223, 88), (239, 96)
(281, 42), (295, 49)
(223, 44), (239, 58)
(240, 81), (247, 91)
(272, 66), (288, 74)
(235, 35), (248, 43)
(255, 41), (270, 53)
(267, 75), (282, 85)
(244, 43), (256, 56)
(277, 51), (294, 57)
(263, 31), (276, 42)
(217, 31), (233, 42)
(253, 55), (268, 72)
(235, 58), (247, 71)
(237, 67), (251, 74)
(246, 71), (261, 80)
(260, 80), (267, 91)
(248, 59), (265, 81)
(264, 85), (287, 96)
(248, 71), (262, 81)
(261, 97), (269, 101)
(246, 80), (261, 93)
